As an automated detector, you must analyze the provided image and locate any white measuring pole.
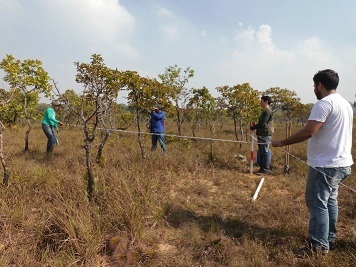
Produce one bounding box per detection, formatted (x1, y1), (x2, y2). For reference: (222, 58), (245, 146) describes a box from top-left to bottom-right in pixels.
(250, 133), (254, 174)
(252, 177), (265, 201)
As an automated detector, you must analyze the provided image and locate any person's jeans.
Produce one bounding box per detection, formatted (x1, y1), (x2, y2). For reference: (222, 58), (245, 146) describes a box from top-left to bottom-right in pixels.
(42, 124), (57, 153)
(305, 166), (351, 250)
(151, 132), (166, 153)
(257, 135), (271, 172)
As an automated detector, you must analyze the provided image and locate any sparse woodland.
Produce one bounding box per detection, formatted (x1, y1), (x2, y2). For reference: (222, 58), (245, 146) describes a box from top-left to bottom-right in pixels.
(0, 54), (355, 266)
(0, 120), (355, 267)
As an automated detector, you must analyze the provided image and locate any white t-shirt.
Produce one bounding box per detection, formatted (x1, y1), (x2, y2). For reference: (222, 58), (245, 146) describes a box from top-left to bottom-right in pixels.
(307, 93), (354, 167)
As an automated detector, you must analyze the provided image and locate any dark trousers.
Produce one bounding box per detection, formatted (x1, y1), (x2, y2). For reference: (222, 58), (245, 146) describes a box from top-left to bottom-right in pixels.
(42, 124), (57, 153)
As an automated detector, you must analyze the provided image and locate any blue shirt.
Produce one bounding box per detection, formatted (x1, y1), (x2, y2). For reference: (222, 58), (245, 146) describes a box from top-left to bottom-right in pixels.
(150, 110), (165, 133)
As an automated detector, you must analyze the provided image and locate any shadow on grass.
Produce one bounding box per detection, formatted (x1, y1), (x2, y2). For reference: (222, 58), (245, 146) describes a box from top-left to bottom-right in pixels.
(15, 149), (66, 164)
(164, 204), (356, 254)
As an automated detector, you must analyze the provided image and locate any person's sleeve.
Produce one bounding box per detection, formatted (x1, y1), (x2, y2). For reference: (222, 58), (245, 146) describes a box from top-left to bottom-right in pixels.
(308, 100), (331, 122)
(254, 111), (269, 129)
(47, 109), (59, 128)
(152, 111), (165, 120)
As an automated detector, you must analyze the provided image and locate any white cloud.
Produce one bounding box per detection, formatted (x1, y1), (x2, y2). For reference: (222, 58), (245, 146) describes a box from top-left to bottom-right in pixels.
(296, 37), (334, 64)
(257, 25), (274, 53)
(154, 6), (182, 42)
(236, 26), (255, 44)
(45, 0), (135, 47)
(216, 24), (350, 103)
(234, 24), (293, 60)
(112, 44), (140, 59)
(160, 24), (180, 41)
(157, 7), (174, 18)
(0, 0), (140, 97)
(0, 0), (137, 60)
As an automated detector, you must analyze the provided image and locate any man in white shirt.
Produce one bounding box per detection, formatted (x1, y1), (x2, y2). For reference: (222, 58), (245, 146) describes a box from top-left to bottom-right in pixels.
(272, 69), (353, 254)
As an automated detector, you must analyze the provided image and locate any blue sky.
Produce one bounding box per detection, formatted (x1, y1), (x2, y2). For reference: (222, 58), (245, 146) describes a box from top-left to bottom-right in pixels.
(1, 0), (355, 104)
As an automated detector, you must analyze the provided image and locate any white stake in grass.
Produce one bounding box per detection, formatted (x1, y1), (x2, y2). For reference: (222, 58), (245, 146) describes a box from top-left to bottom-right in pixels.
(250, 133), (254, 174)
(252, 177), (265, 201)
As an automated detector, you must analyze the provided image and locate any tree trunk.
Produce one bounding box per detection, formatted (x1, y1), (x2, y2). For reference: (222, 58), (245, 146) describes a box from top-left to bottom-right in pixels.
(84, 141), (95, 201)
(233, 111), (239, 142)
(96, 129), (110, 164)
(175, 100), (182, 136)
(209, 123), (215, 163)
(239, 118), (244, 148)
(0, 121), (10, 186)
(136, 111), (145, 159)
(24, 118), (31, 151)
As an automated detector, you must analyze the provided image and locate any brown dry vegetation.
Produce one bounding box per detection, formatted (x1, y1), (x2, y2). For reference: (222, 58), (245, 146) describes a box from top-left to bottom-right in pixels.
(0, 121), (355, 267)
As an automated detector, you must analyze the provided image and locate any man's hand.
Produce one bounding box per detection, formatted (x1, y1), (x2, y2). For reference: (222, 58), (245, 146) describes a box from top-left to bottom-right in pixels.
(59, 121), (64, 126)
(271, 139), (284, 147)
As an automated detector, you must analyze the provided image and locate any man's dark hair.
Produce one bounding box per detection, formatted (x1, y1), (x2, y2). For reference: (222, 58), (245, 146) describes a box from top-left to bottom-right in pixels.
(261, 95), (272, 105)
(313, 69), (339, 90)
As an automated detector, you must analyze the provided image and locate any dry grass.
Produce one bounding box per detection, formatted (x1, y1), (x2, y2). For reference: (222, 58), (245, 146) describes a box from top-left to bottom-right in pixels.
(0, 121), (355, 266)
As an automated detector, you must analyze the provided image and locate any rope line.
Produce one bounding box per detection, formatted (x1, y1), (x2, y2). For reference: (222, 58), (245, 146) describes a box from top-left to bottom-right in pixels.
(284, 150), (356, 194)
(62, 124), (356, 193)
(248, 132), (355, 194)
(119, 128), (254, 144)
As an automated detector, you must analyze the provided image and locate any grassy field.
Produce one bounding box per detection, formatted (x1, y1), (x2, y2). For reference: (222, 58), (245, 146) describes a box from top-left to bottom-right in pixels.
(0, 121), (355, 266)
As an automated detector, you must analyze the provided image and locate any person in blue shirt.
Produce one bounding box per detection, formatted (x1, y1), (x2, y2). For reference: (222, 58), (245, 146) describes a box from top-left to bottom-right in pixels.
(42, 100), (63, 154)
(149, 106), (166, 154)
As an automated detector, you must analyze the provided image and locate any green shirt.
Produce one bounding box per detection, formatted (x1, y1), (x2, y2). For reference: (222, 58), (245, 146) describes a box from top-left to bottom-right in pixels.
(251, 108), (274, 136)
(42, 107), (59, 129)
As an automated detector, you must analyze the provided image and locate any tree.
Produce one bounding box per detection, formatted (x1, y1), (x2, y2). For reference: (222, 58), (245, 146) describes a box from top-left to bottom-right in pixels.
(263, 87), (302, 122)
(0, 88), (20, 125)
(0, 54), (52, 151)
(158, 65), (194, 136)
(217, 83), (260, 142)
(110, 102), (136, 131)
(294, 103), (313, 126)
(55, 54), (121, 201)
(57, 89), (83, 125)
(0, 93), (12, 186)
(188, 87), (221, 160)
(122, 71), (171, 159)
(187, 87), (215, 136)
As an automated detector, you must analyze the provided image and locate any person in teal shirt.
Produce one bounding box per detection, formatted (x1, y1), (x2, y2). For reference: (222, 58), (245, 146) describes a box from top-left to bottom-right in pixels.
(42, 100), (63, 154)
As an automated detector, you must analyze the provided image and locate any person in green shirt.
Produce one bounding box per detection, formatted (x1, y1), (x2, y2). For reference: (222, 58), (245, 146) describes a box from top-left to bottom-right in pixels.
(42, 100), (63, 154)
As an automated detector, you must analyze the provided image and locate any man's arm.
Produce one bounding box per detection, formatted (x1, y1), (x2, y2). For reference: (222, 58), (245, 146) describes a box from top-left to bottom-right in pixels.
(250, 110), (269, 130)
(152, 111), (165, 120)
(271, 120), (323, 147)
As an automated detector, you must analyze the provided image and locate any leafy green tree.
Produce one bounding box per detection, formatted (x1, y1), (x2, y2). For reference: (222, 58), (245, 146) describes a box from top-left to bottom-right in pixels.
(0, 120), (10, 186)
(55, 54), (121, 201)
(187, 87), (215, 136)
(217, 83), (260, 142)
(0, 54), (52, 151)
(0, 92), (12, 185)
(158, 65), (194, 136)
(0, 88), (20, 125)
(122, 71), (171, 159)
(36, 102), (50, 117)
(263, 87), (302, 122)
(294, 103), (313, 125)
(110, 102), (135, 130)
(57, 89), (83, 125)
(188, 86), (221, 159)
